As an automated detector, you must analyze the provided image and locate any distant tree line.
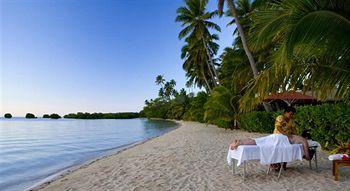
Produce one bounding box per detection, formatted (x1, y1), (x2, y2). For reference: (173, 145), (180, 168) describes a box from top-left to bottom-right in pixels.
(43, 113), (61, 119)
(63, 112), (139, 119)
(3, 112), (139, 119)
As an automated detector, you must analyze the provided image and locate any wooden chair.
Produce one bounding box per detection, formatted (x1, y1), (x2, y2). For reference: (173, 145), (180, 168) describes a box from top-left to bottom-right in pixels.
(332, 160), (350, 181)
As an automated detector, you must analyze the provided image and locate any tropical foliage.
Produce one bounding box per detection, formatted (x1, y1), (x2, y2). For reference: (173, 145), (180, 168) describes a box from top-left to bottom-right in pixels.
(240, 0), (350, 111)
(183, 91), (208, 122)
(176, 0), (221, 92)
(142, 0), (350, 149)
(239, 103), (350, 150)
(204, 86), (238, 129)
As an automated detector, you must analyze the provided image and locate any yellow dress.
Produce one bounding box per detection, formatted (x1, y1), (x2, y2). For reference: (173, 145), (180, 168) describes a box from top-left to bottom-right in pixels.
(273, 115), (296, 136)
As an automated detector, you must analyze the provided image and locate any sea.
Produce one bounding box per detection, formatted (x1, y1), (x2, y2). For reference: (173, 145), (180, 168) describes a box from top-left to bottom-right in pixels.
(0, 118), (178, 191)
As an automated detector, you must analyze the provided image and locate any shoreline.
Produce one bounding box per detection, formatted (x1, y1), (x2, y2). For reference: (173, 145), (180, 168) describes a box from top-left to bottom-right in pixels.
(32, 121), (350, 191)
(27, 120), (181, 191)
(27, 140), (148, 191)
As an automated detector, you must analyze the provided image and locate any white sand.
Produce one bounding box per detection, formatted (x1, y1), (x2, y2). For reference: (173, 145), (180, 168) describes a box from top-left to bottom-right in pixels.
(33, 121), (350, 191)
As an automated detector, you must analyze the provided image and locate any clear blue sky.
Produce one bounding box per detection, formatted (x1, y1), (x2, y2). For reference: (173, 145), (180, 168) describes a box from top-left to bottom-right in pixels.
(0, 0), (234, 116)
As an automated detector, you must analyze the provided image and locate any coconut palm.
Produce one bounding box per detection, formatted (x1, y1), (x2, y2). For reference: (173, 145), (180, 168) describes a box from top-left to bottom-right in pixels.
(163, 80), (178, 100)
(176, 0), (221, 91)
(218, 0), (273, 112)
(181, 36), (218, 92)
(155, 75), (165, 86)
(204, 47), (257, 128)
(240, 0), (350, 112)
(218, 0), (258, 76)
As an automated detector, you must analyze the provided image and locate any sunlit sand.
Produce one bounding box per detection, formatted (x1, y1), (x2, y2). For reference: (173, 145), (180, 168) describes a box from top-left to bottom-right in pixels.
(33, 121), (350, 191)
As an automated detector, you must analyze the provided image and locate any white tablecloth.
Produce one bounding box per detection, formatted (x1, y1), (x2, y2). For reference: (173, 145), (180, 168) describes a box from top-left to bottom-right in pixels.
(227, 144), (304, 166)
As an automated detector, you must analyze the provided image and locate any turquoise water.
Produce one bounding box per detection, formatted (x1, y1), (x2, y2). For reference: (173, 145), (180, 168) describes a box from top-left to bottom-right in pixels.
(0, 118), (178, 191)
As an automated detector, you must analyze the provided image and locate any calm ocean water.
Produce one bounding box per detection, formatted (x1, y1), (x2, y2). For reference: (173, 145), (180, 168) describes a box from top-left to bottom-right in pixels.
(0, 118), (178, 191)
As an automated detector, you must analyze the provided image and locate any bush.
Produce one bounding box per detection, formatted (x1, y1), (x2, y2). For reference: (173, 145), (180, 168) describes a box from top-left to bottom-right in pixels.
(240, 111), (275, 133)
(43, 114), (50, 118)
(183, 92), (207, 122)
(204, 86), (237, 129)
(4, 113), (12, 118)
(240, 103), (350, 150)
(25, 113), (36, 118)
(295, 103), (350, 150)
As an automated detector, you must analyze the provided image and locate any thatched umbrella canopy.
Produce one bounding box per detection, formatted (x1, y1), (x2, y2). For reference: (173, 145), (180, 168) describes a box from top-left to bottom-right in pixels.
(264, 92), (317, 106)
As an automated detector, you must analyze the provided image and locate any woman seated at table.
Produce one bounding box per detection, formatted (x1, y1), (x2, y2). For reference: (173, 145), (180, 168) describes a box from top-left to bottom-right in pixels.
(230, 106), (311, 160)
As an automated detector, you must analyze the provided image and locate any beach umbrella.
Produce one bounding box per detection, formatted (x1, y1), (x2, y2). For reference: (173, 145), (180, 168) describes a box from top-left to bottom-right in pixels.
(264, 91), (317, 106)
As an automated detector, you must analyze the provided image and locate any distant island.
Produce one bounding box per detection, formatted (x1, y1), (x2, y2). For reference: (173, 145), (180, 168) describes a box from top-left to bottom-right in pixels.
(2, 112), (139, 119)
(4, 113), (12, 118)
(25, 113), (37, 118)
(43, 113), (62, 119)
(63, 112), (139, 119)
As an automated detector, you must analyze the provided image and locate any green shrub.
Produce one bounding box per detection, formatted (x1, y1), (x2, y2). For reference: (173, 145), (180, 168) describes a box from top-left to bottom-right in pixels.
(25, 113), (36, 118)
(240, 103), (350, 150)
(43, 114), (50, 118)
(183, 92), (207, 122)
(204, 86), (237, 129)
(295, 103), (350, 150)
(4, 113), (12, 118)
(240, 111), (274, 133)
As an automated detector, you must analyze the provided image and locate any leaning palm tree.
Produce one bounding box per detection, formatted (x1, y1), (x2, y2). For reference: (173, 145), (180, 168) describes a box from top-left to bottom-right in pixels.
(176, 0), (221, 88)
(218, 0), (272, 112)
(240, 0), (350, 112)
(218, 0), (258, 76)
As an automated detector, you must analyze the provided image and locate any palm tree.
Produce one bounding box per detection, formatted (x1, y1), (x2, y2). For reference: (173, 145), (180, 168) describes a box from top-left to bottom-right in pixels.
(205, 47), (257, 128)
(176, 0), (221, 91)
(218, 0), (272, 112)
(181, 37), (216, 92)
(155, 75), (165, 87)
(163, 79), (178, 100)
(240, 0), (350, 112)
(218, 0), (258, 76)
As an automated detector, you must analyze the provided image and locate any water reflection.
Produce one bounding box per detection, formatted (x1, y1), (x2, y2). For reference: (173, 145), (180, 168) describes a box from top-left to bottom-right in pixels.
(0, 118), (177, 191)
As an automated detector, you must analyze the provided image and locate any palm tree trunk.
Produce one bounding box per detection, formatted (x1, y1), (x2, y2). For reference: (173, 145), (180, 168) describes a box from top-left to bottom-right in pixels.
(226, 0), (258, 76)
(202, 38), (219, 85)
(204, 53), (216, 86)
(202, 70), (212, 93)
(204, 42), (220, 80)
(205, 45), (220, 84)
(226, 0), (272, 112)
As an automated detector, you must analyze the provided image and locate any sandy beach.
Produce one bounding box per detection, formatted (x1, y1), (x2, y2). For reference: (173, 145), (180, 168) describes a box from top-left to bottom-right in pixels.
(33, 121), (350, 191)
